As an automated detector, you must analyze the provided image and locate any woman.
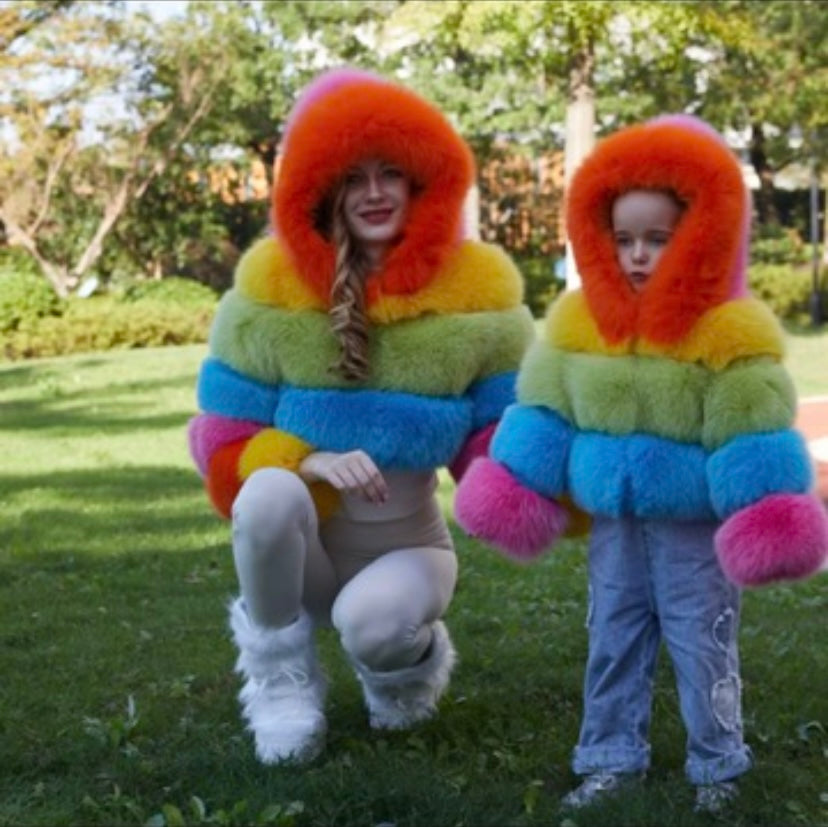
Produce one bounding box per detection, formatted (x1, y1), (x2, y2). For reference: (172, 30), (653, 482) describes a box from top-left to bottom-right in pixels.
(188, 68), (535, 764)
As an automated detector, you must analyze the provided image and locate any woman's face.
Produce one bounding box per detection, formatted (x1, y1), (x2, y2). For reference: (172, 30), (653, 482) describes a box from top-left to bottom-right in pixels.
(342, 158), (411, 263)
(612, 189), (683, 292)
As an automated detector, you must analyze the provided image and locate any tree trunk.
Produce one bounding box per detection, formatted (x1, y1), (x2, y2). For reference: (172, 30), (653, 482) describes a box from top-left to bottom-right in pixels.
(821, 169), (828, 271)
(564, 40), (595, 290)
(71, 183), (131, 280)
(749, 123), (779, 228)
(2, 215), (72, 296)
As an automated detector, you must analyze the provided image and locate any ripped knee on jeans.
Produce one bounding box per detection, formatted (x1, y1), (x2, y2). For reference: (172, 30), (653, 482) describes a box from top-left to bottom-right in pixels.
(711, 673), (742, 733)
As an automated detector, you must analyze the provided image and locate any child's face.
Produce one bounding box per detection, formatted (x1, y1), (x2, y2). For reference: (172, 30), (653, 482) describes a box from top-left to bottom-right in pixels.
(611, 190), (683, 292)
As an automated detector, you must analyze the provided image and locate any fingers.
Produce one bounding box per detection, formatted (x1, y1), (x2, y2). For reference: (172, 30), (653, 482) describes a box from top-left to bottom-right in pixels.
(346, 451), (388, 504)
(315, 450), (388, 504)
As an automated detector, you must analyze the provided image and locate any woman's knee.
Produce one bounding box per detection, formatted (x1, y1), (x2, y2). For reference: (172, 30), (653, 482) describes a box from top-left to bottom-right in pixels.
(334, 600), (426, 671)
(232, 467), (316, 544)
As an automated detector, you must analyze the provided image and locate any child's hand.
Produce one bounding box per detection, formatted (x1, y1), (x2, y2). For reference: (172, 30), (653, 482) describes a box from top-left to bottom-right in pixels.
(715, 492), (828, 587)
(299, 450), (389, 504)
(454, 457), (569, 560)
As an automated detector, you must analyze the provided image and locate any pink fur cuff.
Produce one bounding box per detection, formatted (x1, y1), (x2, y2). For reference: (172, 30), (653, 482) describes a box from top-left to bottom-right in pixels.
(715, 492), (828, 587)
(454, 457), (568, 560)
(448, 423), (496, 483)
(188, 414), (262, 477)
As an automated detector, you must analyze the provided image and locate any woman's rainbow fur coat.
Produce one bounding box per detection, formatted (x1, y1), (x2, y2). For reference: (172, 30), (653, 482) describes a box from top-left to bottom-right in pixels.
(455, 115), (828, 587)
(188, 69), (535, 521)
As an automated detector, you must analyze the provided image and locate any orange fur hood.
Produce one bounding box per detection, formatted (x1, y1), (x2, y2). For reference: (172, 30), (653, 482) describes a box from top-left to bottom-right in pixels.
(273, 68), (475, 305)
(566, 115), (751, 345)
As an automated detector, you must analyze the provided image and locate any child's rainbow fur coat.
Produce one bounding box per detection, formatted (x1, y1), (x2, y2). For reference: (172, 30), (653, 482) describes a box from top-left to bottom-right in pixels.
(455, 115), (828, 587)
(188, 69), (535, 521)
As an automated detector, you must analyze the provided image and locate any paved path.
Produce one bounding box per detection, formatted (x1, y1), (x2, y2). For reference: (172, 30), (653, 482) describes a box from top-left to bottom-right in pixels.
(795, 396), (828, 504)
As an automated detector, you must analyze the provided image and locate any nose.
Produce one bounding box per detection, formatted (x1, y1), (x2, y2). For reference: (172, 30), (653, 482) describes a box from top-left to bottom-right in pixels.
(631, 240), (648, 262)
(365, 172), (383, 199)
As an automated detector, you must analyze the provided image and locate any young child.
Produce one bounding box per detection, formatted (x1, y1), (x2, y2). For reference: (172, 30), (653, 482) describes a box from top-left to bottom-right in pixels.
(455, 114), (828, 812)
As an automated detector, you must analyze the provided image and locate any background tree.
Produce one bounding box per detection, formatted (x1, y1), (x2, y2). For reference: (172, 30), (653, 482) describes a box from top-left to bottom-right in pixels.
(1, 0), (824, 301)
(697, 0), (828, 238)
(0, 1), (237, 295)
(0, 0), (73, 51)
(381, 0), (753, 286)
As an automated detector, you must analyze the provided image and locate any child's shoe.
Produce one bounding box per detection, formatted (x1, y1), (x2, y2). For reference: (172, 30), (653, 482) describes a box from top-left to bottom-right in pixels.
(561, 771), (643, 809)
(694, 781), (738, 813)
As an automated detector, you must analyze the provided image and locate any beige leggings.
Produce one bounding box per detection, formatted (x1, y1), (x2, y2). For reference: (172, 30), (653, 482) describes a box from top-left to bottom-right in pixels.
(231, 467), (457, 671)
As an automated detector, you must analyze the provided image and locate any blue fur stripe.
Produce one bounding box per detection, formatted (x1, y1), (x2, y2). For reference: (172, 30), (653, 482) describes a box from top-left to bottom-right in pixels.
(707, 429), (814, 518)
(275, 386), (473, 469)
(469, 371), (518, 428)
(626, 435), (714, 519)
(197, 358), (280, 424)
(569, 433), (714, 519)
(490, 405), (573, 497)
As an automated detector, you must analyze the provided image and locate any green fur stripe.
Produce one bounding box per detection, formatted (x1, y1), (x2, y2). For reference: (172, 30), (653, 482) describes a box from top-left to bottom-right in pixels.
(517, 343), (795, 447)
(702, 358), (796, 448)
(209, 290), (535, 394)
(516, 342), (575, 421)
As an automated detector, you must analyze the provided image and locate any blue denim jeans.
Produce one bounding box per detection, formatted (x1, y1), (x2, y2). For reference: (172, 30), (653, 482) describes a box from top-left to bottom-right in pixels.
(572, 515), (754, 785)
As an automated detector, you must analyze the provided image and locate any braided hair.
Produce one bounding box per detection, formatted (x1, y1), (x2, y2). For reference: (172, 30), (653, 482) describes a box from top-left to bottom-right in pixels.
(328, 184), (371, 382)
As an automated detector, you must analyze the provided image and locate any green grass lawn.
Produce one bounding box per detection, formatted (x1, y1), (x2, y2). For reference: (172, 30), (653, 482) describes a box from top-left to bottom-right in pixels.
(782, 320), (828, 398)
(1, 335), (826, 827)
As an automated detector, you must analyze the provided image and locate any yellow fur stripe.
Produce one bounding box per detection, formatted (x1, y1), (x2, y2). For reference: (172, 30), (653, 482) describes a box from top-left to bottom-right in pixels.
(238, 238), (523, 321)
(237, 237), (325, 311)
(368, 242), (524, 322)
(547, 291), (784, 369)
(306, 482), (341, 521)
(238, 428), (339, 519)
(545, 292), (628, 356)
(637, 299), (785, 368)
(238, 428), (313, 477)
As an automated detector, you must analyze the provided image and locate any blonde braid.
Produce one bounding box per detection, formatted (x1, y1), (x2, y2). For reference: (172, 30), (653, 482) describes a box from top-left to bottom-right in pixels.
(329, 186), (371, 382)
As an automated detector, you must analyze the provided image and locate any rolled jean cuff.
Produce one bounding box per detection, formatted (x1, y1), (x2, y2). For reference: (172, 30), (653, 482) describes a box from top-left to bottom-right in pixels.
(685, 745), (753, 785)
(572, 745), (650, 776)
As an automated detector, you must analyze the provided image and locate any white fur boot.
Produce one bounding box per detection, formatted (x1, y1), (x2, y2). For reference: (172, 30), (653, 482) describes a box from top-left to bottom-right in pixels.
(229, 598), (327, 764)
(351, 621), (457, 730)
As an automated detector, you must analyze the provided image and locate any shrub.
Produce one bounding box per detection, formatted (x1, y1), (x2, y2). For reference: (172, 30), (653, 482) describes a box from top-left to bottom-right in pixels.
(119, 276), (219, 307)
(1, 295), (215, 361)
(513, 254), (563, 317)
(0, 269), (65, 333)
(750, 225), (808, 266)
(748, 263), (818, 323)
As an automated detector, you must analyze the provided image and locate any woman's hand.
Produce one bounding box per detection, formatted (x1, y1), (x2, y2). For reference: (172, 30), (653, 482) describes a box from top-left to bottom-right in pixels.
(299, 450), (389, 504)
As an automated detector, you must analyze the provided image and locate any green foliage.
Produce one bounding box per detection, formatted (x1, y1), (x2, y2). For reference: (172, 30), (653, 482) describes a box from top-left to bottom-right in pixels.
(751, 238), (807, 266)
(0, 267), (64, 333)
(2, 0), (826, 316)
(513, 254), (564, 317)
(120, 277), (219, 307)
(1, 294), (215, 360)
(748, 263), (820, 323)
(751, 224), (809, 266)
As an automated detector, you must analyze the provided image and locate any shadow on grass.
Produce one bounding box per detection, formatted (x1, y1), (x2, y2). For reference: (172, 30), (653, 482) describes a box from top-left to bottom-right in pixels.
(0, 355), (117, 391)
(0, 373), (199, 434)
(0, 466), (219, 560)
